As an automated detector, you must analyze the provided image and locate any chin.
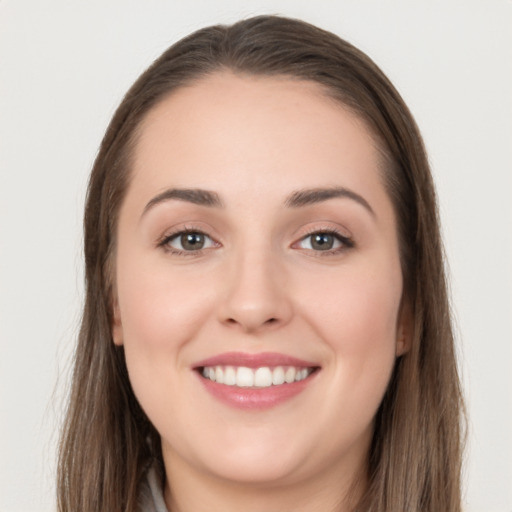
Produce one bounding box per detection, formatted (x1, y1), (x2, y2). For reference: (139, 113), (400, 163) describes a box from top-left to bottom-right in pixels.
(201, 454), (307, 487)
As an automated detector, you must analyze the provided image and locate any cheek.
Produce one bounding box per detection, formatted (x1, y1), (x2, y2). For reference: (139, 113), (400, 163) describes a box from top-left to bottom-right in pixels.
(113, 255), (217, 434)
(304, 263), (401, 347)
(113, 257), (220, 435)
(299, 260), (401, 411)
(115, 255), (216, 354)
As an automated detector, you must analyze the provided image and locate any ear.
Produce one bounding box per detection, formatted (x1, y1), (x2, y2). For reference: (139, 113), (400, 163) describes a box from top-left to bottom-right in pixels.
(111, 294), (124, 346)
(396, 299), (413, 357)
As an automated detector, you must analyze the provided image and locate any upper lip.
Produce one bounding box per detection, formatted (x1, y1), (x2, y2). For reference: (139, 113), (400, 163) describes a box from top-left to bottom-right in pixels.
(193, 351), (319, 369)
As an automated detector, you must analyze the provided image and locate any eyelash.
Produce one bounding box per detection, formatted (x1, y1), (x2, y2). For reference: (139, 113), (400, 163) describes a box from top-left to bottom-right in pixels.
(158, 227), (217, 256)
(295, 228), (355, 256)
(157, 227), (354, 256)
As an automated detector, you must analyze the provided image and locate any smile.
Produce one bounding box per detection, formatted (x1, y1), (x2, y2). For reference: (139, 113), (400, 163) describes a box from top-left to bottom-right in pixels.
(194, 352), (320, 410)
(201, 365), (314, 388)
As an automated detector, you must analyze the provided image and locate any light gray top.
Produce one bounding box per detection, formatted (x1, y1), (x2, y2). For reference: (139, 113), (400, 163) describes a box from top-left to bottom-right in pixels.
(137, 465), (169, 512)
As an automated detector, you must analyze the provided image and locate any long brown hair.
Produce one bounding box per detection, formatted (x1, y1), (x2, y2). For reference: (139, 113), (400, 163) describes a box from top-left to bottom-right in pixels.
(58, 15), (465, 511)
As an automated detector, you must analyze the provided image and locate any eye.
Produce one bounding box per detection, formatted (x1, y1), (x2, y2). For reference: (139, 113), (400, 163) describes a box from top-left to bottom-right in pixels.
(162, 230), (216, 252)
(296, 231), (353, 252)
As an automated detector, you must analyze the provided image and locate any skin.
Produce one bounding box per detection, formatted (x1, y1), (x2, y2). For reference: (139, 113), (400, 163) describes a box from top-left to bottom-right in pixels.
(112, 73), (409, 512)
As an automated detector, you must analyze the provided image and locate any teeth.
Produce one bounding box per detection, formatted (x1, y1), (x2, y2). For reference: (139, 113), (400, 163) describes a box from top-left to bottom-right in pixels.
(201, 365), (313, 388)
(285, 367), (296, 383)
(254, 367), (272, 387)
(272, 366), (285, 385)
(295, 368), (308, 381)
(236, 367), (254, 387)
(224, 366), (236, 386)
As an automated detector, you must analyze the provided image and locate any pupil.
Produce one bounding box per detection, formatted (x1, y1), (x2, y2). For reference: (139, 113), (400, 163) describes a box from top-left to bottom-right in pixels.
(181, 233), (204, 250)
(311, 233), (333, 251)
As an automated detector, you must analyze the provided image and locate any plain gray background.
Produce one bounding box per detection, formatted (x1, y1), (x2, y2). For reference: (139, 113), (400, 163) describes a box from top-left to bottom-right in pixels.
(1, 1), (511, 511)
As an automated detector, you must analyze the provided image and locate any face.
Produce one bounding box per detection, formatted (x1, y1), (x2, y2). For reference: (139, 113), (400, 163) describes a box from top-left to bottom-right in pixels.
(113, 73), (408, 493)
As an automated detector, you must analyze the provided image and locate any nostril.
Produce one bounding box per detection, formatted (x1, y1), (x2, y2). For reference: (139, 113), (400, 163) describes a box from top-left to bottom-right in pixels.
(223, 316), (279, 330)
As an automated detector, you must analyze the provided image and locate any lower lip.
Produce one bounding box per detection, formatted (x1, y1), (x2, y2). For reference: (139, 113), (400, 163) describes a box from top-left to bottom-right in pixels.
(197, 371), (318, 410)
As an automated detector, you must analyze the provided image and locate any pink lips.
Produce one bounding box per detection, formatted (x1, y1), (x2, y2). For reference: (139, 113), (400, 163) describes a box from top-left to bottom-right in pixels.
(194, 351), (316, 369)
(194, 352), (320, 410)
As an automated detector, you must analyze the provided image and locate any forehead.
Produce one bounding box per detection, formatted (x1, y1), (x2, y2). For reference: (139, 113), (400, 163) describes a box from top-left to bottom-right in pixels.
(130, 72), (386, 206)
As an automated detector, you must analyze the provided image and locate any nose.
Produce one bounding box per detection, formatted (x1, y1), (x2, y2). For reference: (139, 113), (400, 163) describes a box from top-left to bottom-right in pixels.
(218, 247), (293, 333)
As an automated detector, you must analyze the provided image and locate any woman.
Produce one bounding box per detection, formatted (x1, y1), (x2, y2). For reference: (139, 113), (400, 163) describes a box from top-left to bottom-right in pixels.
(57, 15), (465, 512)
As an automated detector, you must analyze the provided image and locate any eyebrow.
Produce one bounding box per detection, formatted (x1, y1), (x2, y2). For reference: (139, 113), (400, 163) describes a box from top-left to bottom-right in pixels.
(285, 187), (375, 217)
(142, 185), (374, 218)
(142, 188), (224, 216)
